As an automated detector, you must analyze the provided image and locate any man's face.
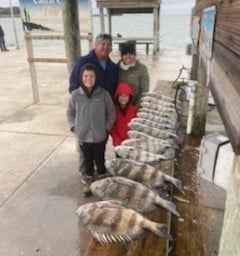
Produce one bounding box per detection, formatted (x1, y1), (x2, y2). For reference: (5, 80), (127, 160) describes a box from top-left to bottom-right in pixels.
(95, 40), (112, 60)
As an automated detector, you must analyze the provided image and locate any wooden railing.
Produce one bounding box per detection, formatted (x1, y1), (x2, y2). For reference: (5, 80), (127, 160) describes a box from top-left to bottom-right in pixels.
(24, 32), (93, 103)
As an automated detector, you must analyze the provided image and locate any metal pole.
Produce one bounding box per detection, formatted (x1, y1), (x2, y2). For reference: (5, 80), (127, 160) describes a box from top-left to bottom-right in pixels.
(9, 0), (20, 49)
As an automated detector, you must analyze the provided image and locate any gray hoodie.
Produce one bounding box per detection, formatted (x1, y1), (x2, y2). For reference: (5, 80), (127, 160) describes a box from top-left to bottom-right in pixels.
(67, 86), (116, 143)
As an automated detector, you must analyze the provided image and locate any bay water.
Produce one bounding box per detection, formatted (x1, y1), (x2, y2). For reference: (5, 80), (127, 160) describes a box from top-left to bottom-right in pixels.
(0, 13), (192, 51)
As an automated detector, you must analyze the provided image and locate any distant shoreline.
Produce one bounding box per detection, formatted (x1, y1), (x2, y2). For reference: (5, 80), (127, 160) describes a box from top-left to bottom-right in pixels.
(0, 6), (20, 18)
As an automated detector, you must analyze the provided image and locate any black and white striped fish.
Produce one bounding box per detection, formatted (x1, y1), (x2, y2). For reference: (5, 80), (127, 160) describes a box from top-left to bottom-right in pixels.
(121, 138), (177, 154)
(76, 200), (172, 244)
(138, 108), (175, 119)
(142, 92), (179, 104)
(128, 130), (177, 147)
(130, 117), (176, 130)
(128, 122), (177, 140)
(115, 145), (167, 163)
(140, 101), (176, 113)
(106, 158), (183, 193)
(137, 112), (177, 125)
(90, 176), (180, 216)
(140, 95), (177, 108)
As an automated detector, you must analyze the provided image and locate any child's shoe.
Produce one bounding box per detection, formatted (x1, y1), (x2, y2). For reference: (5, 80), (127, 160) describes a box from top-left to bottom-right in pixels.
(83, 176), (93, 197)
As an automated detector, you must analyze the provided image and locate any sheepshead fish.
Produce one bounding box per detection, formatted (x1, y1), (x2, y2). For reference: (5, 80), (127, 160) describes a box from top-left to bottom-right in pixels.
(115, 145), (167, 163)
(128, 122), (177, 140)
(137, 112), (177, 125)
(121, 138), (176, 154)
(138, 108), (174, 119)
(76, 201), (172, 244)
(106, 158), (183, 194)
(90, 176), (180, 216)
(130, 117), (176, 130)
(142, 92), (179, 104)
(128, 130), (177, 146)
(140, 101), (176, 113)
(140, 96), (176, 108)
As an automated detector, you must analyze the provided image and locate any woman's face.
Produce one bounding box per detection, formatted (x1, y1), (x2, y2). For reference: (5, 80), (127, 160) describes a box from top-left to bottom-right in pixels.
(82, 70), (96, 89)
(121, 53), (136, 65)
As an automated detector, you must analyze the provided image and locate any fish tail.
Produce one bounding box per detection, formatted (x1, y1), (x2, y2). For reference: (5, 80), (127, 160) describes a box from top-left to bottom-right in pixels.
(165, 176), (185, 194)
(146, 221), (172, 240)
(155, 198), (180, 217)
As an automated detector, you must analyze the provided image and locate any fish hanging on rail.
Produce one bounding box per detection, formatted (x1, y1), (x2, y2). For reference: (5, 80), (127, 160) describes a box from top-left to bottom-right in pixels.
(106, 158), (183, 193)
(76, 200), (172, 244)
(138, 108), (175, 119)
(90, 176), (180, 216)
(115, 145), (167, 163)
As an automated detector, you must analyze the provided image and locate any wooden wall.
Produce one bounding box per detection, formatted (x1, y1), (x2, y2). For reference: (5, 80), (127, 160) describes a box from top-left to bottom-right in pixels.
(192, 0), (240, 154)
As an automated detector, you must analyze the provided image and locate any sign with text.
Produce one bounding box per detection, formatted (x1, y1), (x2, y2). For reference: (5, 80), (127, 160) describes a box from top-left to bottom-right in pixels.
(19, 0), (92, 33)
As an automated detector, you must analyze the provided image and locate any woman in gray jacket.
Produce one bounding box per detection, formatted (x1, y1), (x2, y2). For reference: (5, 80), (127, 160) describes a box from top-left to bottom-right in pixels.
(67, 63), (116, 196)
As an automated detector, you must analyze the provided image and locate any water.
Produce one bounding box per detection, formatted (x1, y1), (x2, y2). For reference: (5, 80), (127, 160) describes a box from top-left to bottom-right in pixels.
(0, 13), (192, 50)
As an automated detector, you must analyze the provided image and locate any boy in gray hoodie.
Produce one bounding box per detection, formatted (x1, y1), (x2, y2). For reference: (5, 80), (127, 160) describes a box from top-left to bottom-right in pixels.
(67, 63), (116, 196)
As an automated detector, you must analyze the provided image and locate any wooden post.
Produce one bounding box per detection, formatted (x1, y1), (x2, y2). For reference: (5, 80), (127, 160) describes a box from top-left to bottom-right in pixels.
(25, 32), (39, 103)
(61, 0), (81, 73)
(219, 156), (240, 255)
(153, 7), (158, 55)
(107, 9), (112, 34)
(157, 6), (160, 52)
(99, 7), (105, 33)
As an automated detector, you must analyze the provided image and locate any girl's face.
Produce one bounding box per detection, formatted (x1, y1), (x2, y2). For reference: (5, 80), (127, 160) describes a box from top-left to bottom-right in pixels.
(118, 93), (130, 106)
(82, 70), (96, 89)
(122, 53), (136, 65)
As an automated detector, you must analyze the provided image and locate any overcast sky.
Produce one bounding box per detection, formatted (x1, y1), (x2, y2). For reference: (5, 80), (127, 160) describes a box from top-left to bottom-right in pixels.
(1, 0), (195, 14)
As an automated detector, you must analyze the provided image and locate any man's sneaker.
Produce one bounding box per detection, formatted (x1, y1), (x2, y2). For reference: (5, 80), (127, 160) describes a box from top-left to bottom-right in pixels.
(83, 176), (93, 197)
(79, 172), (88, 184)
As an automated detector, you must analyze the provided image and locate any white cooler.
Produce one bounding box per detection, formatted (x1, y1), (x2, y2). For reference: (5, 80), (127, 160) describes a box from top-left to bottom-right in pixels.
(197, 133), (234, 190)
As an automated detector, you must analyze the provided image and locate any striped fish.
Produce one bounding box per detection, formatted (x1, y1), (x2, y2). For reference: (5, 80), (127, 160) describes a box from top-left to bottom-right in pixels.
(128, 130), (177, 147)
(130, 117), (176, 130)
(142, 92), (179, 104)
(106, 158), (183, 193)
(128, 122), (177, 140)
(140, 95), (177, 108)
(90, 176), (180, 216)
(138, 108), (175, 119)
(140, 101), (176, 113)
(115, 145), (167, 163)
(76, 200), (172, 244)
(121, 138), (177, 154)
(137, 112), (177, 125)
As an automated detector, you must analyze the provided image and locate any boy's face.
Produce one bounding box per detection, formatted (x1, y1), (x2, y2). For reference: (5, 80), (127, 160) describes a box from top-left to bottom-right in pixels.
(82, 70), (96, 88)
(118, 93), (130, 106)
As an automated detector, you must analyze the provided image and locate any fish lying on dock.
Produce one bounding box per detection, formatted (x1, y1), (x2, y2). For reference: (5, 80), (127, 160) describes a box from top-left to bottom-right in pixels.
(137, 111), (177, 125)
(106, 158), (183, 193)
(90, 176), (180, 216)
(121, 138), (176, 154)
(128, 130), (177, 147)
(130, 117), (176, 130)
(142, 92), (179, 104)
(115, 145), (167, 163)
(140, 95), (176, 108)
(76, 200), (172, 244)
(140, 101), (176, 113)
(128, 122), (177, 140)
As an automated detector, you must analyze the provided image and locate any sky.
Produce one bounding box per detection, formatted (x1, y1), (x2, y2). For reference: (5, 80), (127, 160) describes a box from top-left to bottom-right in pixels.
(0, 0), (195, 15)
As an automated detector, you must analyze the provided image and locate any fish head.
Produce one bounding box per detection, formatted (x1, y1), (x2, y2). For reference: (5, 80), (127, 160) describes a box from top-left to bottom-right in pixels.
(105, 158), (120, 175)
(90, 177), (114, 198)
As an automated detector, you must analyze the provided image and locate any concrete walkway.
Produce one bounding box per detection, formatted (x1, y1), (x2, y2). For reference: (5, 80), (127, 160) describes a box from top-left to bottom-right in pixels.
(0, 44), (219, 256)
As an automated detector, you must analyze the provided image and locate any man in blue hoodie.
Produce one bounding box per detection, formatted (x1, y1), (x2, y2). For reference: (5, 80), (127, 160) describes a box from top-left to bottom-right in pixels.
(69, 33), (118, 98)
(69, 33), (118, 182)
